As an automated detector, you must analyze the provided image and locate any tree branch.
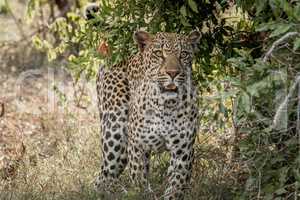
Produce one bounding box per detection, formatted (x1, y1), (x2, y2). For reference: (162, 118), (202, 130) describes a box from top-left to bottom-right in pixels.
(263, 32), (300, 63)
(0, 102), (4, 118)
(5, 0), (26, 40)
(272, 75), (300, 130)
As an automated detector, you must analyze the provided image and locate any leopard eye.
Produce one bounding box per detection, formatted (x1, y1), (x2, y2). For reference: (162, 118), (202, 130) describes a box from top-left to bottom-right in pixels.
(153, 50), (163, 58)
(180, 51), (189, 59)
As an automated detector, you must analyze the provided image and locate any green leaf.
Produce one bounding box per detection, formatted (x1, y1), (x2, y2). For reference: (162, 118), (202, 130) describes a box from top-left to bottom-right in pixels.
(256, 22), (276, 32)
(295, 4), (300, 21)
(293, 167), (300, 182)
(283, 1), (293, 18)
(180, 16), (191, 27)
(275, 188), (287, 195)
(293, 37), (300, 51)
(238, 92), (251, 113)
(219, 102), (228, 118)
(255, 0), (267, 15)
(32, 36), (43, 49)
(180, 5), (187, 17)
(264, 193), (273, 200)
(188, 0), (198, 13)
(263, 183), (275, 194)
(279, 167), (289, 185)
(269, 24), (292, 38)
(245, 177), (255, 189)
(26, 0), (39, 20)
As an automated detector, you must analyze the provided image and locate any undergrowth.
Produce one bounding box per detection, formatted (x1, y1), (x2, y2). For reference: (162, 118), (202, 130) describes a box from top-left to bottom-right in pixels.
(0, 109), (237, 200)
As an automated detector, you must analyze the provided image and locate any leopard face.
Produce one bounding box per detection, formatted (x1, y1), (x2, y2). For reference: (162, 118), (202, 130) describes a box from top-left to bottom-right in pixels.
(134, 31), (201, 101)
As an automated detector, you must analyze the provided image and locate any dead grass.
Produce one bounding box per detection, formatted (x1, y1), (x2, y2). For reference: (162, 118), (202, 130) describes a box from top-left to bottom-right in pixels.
(0, 52), (239, 200)
(0, 99), (237, 200)
(0, 110), (101, 199)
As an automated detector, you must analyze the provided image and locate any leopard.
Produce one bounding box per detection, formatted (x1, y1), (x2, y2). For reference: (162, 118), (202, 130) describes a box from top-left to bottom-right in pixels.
(85, 4), (201, 200)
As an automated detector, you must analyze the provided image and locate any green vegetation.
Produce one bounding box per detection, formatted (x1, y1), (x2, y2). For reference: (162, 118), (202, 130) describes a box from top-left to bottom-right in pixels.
(0, 0), (299, 199)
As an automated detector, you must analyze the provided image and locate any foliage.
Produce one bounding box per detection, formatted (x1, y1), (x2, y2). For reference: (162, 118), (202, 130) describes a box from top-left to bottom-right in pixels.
(231, 0), (300, 199)
(27, 0), (243, 128)
(0, 0), (9, 14)
(27, 0), (237, 79)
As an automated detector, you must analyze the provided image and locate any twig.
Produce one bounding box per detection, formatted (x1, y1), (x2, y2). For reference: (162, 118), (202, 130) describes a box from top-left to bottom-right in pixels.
(5, 0), (27, 40)
(263, 32), (300, 62)
(272, 75), (300, 129)
(0, 102), (4, 117)
(297, 81), (300, 133)
(286, 45), (300, 55)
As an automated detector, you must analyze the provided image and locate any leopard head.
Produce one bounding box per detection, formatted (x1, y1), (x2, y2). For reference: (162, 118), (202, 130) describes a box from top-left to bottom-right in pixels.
(133, 30), (201, 100)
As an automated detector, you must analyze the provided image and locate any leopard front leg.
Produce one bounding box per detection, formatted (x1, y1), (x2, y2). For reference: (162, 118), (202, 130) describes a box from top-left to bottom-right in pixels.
(128, 139), (151, 190)
(94, 110), (128, 193)
(95, 113), (127, 192)
(94, 67), (129, 193)
(164, 134), (195, 200)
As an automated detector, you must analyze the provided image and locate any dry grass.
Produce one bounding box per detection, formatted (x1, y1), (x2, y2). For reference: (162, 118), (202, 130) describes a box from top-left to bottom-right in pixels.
(0, 63), (100, 198)
(0, 62), (239, 200)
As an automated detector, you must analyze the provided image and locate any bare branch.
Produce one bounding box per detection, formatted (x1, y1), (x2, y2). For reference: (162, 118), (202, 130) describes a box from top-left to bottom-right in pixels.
(5, 0), (26, 40)
(273, 75), (300, 129)
(297, 80), (300, 136)
(0, 102), (4, 118)
(263, 32), (300, 63)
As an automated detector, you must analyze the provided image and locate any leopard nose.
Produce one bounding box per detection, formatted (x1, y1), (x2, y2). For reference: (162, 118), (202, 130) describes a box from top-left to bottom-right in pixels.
(166, 68), (180, 79)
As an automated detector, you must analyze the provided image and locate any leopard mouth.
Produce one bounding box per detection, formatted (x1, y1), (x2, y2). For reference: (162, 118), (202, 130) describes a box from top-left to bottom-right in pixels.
(161, 83), (178, 93)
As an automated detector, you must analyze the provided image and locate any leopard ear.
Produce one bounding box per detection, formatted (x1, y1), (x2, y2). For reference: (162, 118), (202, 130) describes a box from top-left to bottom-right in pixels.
(188, 30), (201, 52)
(133, 31), (151, 52)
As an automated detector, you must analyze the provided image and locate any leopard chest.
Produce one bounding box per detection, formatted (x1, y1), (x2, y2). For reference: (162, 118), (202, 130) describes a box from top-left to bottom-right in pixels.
(128, 87), (192, 152)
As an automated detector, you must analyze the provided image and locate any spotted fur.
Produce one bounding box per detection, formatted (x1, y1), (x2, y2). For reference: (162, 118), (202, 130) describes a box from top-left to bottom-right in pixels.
(86, 6), (201, 199)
